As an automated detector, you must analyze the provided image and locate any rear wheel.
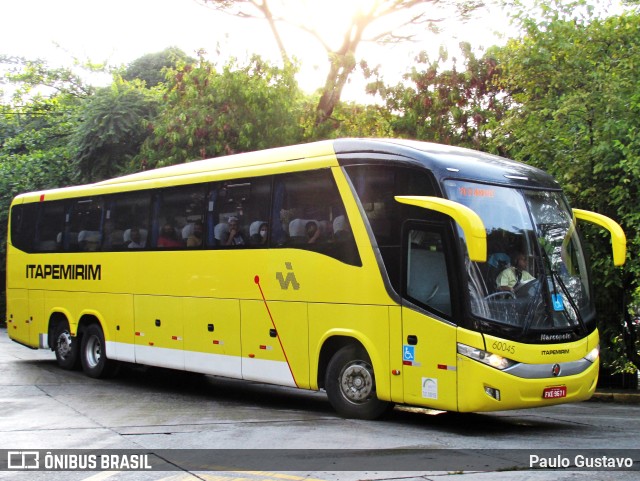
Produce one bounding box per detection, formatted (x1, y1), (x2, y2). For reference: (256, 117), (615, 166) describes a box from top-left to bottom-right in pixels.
(52, 321), (79, 370)
(325, 345), (392, 420)
(80, 324), (119, 378)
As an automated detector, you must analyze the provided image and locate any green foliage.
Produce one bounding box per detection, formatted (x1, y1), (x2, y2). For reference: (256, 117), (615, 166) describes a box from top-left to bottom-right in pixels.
(1, 55), (96, 102)
(0, 96), (78, 315)
(0, 56), (95, 314)
(137, 55), (305, 168)
(375, 44), (508, 149)
(72, 79), (160, 182)
(302, 99), (394, 141)
(493, 5), (640, 371)
(122, 47), (196, 88)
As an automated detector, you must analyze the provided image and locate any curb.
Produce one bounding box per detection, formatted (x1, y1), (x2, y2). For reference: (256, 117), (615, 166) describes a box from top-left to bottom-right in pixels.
(590, 391), (640, 404)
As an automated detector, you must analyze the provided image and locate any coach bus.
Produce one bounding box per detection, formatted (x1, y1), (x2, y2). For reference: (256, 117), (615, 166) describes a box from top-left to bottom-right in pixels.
(6, 138), (626, 419)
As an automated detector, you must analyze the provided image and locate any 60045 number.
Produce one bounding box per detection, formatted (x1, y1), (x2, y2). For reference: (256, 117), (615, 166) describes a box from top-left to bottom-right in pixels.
(492, 341), (516, 355)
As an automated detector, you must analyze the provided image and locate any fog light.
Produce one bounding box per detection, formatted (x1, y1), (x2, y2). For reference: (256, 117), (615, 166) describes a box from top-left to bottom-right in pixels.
(484, 386), (501, 401)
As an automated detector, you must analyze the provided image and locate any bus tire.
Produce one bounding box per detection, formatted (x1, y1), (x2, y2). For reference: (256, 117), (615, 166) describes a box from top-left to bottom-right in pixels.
(80, 324), (119, 379)
(52, 320), (80, 370)
(325, 344), (392, 420)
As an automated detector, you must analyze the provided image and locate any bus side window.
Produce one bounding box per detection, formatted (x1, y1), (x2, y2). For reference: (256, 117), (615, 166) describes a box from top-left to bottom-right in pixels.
(67, 197), (103, 252)
(210, 176), (271, 249)
(33, 201), (66, 253)
(10, 203), (38, 253)
(405, 228), (452, 317)
(103, 191), (151, 250)
(274, 169), (361, 266)
(151, 185), (206, 249)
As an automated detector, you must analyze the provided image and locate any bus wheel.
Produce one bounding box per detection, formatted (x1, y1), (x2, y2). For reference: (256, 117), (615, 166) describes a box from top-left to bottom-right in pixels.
(80, 324), (118, 378)
(52, 321), (79, 370)
(325, 345), (392, 420)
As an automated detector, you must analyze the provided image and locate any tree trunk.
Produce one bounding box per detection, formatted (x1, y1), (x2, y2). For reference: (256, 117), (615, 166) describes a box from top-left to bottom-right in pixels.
(315, 17), (368, 126)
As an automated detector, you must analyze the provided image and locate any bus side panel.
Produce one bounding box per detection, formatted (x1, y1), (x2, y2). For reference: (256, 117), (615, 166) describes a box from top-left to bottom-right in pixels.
(28, 290), (46, 348)
(183, 297), (242, 378)
(240, 300), (307, 388)
(401, 307), (458, 411)
(104, 293), (135, 363)
(43, 291), (134, 360)
(133, 295), (185, 370)
(389, 306), (404, 404)
(6, 289), (31, 347)
(309, 303), (391, 401)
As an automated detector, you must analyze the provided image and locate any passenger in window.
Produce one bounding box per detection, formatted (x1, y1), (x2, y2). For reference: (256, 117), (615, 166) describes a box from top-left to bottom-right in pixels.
(158, 223), (183, 248)
(250, 222), (268, 246)
(78, 230), (102, 251)
(306, 221), (321, 244)
(102, 220), (124, 250)
(186, 221), (204, 247)
(226, 216), (246, 246)
(333, 215), (352, 241)
(128, 227), (145, 248)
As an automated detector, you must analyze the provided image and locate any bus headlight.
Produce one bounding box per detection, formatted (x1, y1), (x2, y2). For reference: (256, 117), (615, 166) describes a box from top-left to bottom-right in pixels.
(457, 343), (518, 370)
(584, 344), (599, 363)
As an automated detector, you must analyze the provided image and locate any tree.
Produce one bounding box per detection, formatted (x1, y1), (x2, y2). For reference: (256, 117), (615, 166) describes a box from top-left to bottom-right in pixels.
(137, 55), (305, 168)
(72, 79), (160, 182)
(492, 2), (640, 372)
(0, 96), (79, 317)
(122, 47), (196, 88)
(200, 0), (486, 126)
(375, 43), (507, 148)
(1, 55), (96, 101)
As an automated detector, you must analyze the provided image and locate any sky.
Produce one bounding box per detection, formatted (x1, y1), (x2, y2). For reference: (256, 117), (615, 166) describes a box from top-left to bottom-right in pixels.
(2, 0), (517, 98)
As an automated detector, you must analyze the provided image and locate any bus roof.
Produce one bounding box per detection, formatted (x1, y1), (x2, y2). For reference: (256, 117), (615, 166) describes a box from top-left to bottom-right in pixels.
(333, 138), (561, 190)
(13, 138), (560, 203)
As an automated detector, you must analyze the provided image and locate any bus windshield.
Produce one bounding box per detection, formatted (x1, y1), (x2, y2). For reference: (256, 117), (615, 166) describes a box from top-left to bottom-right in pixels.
(444, 180), (594, 338)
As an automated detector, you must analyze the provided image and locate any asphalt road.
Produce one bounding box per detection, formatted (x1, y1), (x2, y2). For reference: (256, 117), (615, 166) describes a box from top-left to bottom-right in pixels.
(1, 327), (638, 480)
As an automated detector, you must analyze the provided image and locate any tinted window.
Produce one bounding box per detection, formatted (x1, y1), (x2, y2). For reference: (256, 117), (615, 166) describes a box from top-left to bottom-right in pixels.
(103, 192), (151, 250)
(345, 165), (438, 246)
(34, 201), (66, 252)
(10, 203), (37, 252)
(211, 177), (272, 248)
(344, 165), (438, 290)
(152, 185), (206, 249)
(66, 197), (103, 252)
(273, 169), (360, 265)
(406, 228), (452, 317)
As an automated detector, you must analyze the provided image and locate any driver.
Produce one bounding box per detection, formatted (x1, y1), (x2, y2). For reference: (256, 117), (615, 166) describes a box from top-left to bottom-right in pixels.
(496, 252), (534, 293)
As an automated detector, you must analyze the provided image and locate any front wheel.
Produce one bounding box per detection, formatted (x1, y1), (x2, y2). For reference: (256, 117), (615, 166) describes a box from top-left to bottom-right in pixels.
(80, 324), (119, 378)
(325, 345), (392, 420)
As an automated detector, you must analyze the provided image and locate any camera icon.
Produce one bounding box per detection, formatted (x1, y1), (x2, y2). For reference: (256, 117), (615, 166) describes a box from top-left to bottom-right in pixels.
(7, 451), (40, 470)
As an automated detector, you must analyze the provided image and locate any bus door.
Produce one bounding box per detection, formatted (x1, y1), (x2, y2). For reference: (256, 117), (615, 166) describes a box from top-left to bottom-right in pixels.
(401, 224), (459, 411)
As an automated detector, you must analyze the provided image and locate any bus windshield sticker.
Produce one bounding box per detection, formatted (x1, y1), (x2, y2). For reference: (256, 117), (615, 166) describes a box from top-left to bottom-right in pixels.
(552, 293), (564, 311)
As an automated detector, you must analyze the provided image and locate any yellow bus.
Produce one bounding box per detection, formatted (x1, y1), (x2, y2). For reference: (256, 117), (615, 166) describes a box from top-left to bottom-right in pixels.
(6, 138), (626, 419)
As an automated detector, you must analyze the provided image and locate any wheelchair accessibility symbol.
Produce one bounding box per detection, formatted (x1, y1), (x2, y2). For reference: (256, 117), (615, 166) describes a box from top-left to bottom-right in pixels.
(403, 345), (415, 362)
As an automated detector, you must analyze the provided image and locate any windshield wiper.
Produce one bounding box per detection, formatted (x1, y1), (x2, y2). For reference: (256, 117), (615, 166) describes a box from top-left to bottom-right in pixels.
(540, 248), (585, 330)
(555, 270), (587, 330)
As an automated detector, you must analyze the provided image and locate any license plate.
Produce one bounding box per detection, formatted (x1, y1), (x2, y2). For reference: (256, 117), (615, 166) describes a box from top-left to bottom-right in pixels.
(543, 386), (567, 399)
